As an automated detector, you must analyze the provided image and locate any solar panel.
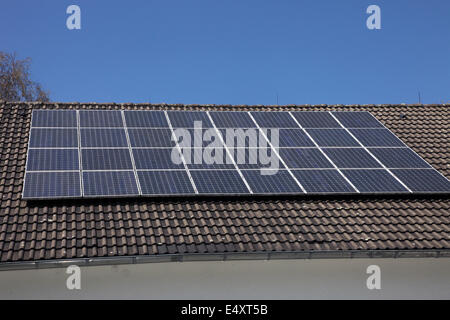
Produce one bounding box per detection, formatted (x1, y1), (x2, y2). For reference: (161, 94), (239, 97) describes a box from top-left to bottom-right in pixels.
(292, 169), (356, 193)
(181, 129), (223, 148)
(29, 128), (78, 148)
(250, 111), (299, 128)
(190, 170), (250, 194)
(79, 110), (123, 127)
(233, 148), (286, 169)
(23, 172), (81, 199)
(332, 111), (384, 128)
(291, 111), (340, 128)
(341, 169), (409, 193)
(280, 148), (333, 168)
(124, 110), (168, 128)
(138, 170), (195, 195)
(82, 149), (133, 170)
(133, 148), (185, 170)
(27, 149), (79, 171)
(305, 129), (359, 147)
(219, 128), (263, 148)
(128, 129), (175, 147)
(322, 148), (382, 168)
(83, 171), (139, 197)
(209, 111), (256, 128)
(276, 129), (315, 147)
(80, 129), (128, 148)
(187, 149), (236, 169)
(349, 129), (405, 147)
(23, 109), (450, 199)
(167, 111), (214, 128)
(368, 148), (432, 169)
(241, 169), (303, 193)
(31, 110), (77, 127)
(391, 169), (450, 193)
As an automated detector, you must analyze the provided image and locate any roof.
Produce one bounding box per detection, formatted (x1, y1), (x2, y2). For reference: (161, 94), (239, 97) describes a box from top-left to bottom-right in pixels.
(0, 102), (449, 270)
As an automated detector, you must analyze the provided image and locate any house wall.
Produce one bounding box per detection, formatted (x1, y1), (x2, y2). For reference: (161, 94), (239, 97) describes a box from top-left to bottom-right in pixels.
(0, 257), (449, 299)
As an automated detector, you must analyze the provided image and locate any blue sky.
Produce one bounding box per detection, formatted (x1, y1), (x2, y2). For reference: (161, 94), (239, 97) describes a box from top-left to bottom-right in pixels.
(1, 1), (449, 105)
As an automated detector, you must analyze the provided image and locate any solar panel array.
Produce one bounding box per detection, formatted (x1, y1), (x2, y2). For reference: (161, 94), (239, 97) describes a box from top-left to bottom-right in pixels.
(23, 110), (450, 199)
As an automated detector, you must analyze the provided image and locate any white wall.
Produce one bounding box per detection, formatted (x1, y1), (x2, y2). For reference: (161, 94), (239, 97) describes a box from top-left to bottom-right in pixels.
(0, 258), (449, 299)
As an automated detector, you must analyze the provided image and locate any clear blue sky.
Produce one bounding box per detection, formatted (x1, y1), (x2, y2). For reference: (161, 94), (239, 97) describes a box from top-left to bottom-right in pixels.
(1, 0), (449, 105)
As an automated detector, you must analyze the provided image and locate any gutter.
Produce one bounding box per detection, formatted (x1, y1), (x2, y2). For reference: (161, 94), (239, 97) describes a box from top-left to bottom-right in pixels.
(0, 249), (449, 271)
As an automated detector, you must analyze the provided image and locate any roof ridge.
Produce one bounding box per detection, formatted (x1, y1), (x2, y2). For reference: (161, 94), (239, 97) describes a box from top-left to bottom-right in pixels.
(0, 101), (449, 108)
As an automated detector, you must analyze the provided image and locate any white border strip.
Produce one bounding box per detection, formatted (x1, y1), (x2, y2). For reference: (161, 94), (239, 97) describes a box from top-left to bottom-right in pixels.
(21, 110), (34, 199)
(121, 111), (142, 195)
(329, 112), (413, 193)
(247, 112), (307, 194)
(76, 110), (84, 196)
(288, 112), (360, 193)
(26, 167), (440, 173)
(27, 146), (409, 150)
(164, 111), (199, 194)
(31, 126), (389, 130)
(206, 111), (253, 193)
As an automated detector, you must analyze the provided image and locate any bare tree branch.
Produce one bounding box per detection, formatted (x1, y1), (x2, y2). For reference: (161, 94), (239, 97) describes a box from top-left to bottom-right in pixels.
(0, 52), (50, 102)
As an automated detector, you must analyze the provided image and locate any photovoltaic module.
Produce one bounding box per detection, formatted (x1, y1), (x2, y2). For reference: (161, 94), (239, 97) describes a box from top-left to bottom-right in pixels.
(22, 110), (450, 199)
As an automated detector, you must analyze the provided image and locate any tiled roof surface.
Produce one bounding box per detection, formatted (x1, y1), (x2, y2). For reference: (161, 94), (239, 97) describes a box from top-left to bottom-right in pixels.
(0, 102), (449, 265)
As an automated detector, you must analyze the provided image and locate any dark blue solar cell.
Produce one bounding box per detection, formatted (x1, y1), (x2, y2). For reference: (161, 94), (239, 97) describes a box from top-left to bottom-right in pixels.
(82, 149), (133, 170)
(27, 149), (79, 171)
(391, 169), (450, 193)
(83, 171), (139, 197)
(79, 110), (123, 127)
(81, 129), (128, 147)
(332, 112), (383, 128)
(342, 169), (409, 193)
(209, 111), (256, 128)
(186, 148), (236, 169)
(132, 148), (185, 169)
(250, 112), (299, 128)
(23, 172), (81, 199)
(138, 170), (195, 195)
(128, 129), (175, 148)
(29, 128), (78, 148)
(279, 148), (333, 169)
(241, 169), (303, 193)
(291, 111), (341, 128)
(292, 169), (356, 193)
(306, 129), (360, 147)
(167, 111), (213, 128)
(322, 148), (382, 168)
(190, 170), (250, 194)
(124, 110), (168, 127)
(31, 110), (77, 127)
(349, 129), (405, 147)
(368, 148), (431, 169)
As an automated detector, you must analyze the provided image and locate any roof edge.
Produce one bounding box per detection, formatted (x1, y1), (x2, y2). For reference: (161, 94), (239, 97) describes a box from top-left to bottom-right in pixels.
(1, 101), (449, 108)
(1, 249), (449, 271)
